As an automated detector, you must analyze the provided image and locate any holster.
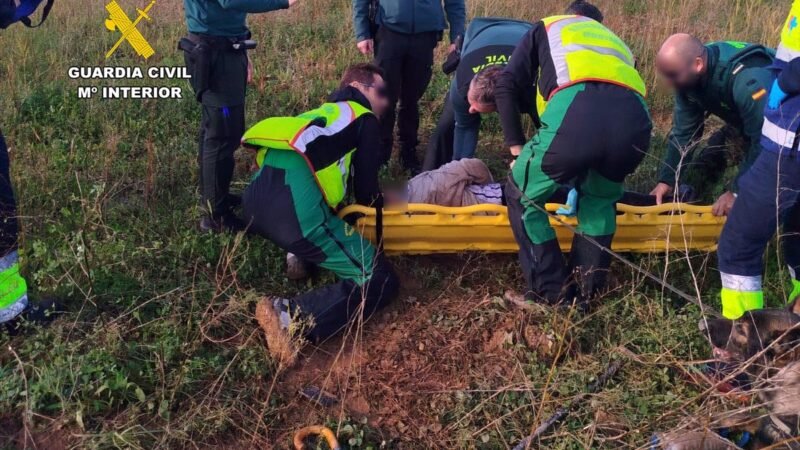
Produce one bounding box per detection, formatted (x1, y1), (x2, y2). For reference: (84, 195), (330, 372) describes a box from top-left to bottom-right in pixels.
(178, 37), (211, 102)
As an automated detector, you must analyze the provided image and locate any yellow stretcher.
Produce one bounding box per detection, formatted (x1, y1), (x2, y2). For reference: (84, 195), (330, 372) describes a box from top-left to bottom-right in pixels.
(338, 203), (726, 255)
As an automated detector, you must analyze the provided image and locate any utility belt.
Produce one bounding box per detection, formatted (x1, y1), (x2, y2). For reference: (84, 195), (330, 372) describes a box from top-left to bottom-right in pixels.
(178, 33), (256, 101)
(182, 33), (257, 51)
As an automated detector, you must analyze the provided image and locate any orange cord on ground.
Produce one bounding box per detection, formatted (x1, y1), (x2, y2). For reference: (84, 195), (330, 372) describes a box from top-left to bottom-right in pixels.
(293, 426), (340, 450)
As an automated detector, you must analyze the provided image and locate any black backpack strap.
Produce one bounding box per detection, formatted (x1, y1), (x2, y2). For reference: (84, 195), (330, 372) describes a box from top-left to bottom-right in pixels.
(19, 0), (54, 27)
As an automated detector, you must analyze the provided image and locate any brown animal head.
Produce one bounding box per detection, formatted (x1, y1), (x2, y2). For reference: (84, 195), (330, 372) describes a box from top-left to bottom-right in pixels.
(700, 298), (800, 366)
(699, 298), (800, 442)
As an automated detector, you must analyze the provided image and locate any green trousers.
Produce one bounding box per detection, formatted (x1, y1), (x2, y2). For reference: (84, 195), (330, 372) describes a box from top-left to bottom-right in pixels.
(507, 82), (652, 305)
(242, 151), (399, 342)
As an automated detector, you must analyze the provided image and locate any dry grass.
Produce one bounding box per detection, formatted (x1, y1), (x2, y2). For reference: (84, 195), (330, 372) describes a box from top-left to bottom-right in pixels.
(0, 0), (796, 449)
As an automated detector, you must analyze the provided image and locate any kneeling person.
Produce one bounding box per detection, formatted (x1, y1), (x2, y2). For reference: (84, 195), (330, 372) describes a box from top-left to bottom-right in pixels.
(242, 64), (399, 365)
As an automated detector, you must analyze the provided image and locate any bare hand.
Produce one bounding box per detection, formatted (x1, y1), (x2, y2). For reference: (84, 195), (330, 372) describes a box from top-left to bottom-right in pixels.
(357, 39), (374, 56)
(510, 145), (523, 157)
(288, 0), (299, 6)
(650, 182), (673, 205)
(712, 191), (736, 217)
(448, 43), (457, 53)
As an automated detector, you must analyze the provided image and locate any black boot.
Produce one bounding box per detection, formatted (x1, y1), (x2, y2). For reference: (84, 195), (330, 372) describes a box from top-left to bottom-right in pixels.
(199, 212), (247, 234)
(227, 193), (243, 209)
(2, 298), (66, 336)
(563, 234), (614, 311)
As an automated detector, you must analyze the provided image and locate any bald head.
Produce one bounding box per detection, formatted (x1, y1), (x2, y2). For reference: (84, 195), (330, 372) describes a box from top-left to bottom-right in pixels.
(656, 34), (708, 90)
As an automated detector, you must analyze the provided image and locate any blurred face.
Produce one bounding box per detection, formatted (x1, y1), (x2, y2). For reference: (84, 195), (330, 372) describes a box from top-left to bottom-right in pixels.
(467, 85), (496, 114)
(657, 55), (704, 91)
(352, 74), (389, 118)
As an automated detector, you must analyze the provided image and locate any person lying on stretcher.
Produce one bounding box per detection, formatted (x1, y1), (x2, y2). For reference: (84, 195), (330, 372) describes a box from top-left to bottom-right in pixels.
(384, 158), (697, 212)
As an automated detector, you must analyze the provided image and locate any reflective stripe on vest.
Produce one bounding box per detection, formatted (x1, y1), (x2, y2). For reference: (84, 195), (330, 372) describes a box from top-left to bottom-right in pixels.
(762, 116), (798, 149)
(242, 101), (372, 208)
(0, 251), (28, 323)
(777, 0), (800, 63)
(292, 102), (357, 152)
(541, 15), (646, 101)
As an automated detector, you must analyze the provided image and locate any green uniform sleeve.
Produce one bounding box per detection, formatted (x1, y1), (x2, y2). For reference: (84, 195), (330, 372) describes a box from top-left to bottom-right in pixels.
(730, 67), (772, 192)
(659, 93), (706, 186)
(216, 0), (289, 13)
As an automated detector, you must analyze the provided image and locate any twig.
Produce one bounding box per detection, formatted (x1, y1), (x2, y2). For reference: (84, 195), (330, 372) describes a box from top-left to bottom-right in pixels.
(512, 360), (624, 450)
(9, 345), (36, 449)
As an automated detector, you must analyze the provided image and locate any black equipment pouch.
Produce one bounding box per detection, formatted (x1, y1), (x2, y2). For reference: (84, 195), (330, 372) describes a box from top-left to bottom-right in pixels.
(179, 37), (211, 102)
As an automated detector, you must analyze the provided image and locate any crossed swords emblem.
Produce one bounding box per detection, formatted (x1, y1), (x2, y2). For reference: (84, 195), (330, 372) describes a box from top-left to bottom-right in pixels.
(104, 0), (156, 59)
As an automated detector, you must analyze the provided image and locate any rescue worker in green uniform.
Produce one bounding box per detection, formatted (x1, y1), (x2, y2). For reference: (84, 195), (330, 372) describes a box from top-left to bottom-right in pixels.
(181, 0), (299, 233)
(650, 34), (775, 216)
(488, 1), (652, 308)
(241, 64), (399, 366)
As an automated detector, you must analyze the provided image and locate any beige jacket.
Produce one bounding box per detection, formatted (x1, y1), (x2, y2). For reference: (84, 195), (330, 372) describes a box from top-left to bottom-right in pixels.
(406, 159), (494, 207)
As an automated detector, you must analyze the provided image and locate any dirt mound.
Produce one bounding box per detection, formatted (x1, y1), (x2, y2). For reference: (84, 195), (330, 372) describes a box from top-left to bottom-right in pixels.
(269, 259), (563, 448)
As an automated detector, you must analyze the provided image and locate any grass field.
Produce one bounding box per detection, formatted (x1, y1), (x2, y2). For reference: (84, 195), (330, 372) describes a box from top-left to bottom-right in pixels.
(0, 0), (796, 448)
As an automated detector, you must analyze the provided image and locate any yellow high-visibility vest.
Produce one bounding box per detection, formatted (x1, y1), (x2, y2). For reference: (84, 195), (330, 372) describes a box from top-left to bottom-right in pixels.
(242, 101), (373, 209)
(536, 15), (646, 113)
(777, 0), (800, 64)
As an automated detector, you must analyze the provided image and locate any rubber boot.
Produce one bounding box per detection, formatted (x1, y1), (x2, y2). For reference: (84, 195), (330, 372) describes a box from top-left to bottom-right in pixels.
(2, 298), (66, 336)
(563, 234), (614, 311)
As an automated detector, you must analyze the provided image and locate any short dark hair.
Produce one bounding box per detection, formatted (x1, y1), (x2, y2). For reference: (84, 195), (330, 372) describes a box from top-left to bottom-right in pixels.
(339, 63), (384, 90)
(566, 0), (604, 23)
(468, 65), (505, 106)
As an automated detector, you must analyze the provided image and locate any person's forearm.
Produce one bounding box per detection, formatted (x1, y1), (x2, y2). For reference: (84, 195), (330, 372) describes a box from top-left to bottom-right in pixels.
(658, 138), (684, 185)
(495, 27), (538, 148)
(444, 0), (466, 42)
(353, 118), (383, 205)
(498, 104), (526, 149)
(218, 0), (289, 13)
(352, 0), (372, 41)
(661, 99), (704, 185)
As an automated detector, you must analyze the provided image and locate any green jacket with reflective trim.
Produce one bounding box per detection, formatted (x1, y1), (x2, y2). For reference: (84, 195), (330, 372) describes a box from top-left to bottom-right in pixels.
(660, 41), (776, 190)
(183, 0), (289, 37)
(242, 87), (384, 208)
